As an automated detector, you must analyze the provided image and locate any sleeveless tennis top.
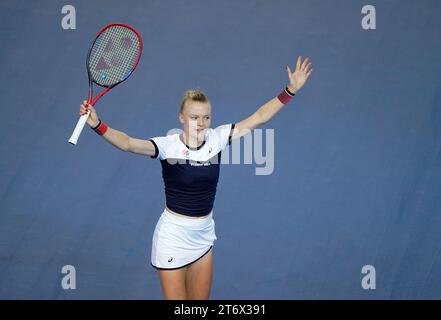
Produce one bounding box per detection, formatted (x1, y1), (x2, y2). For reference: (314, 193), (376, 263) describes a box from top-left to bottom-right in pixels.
(149, 124), (235, 217)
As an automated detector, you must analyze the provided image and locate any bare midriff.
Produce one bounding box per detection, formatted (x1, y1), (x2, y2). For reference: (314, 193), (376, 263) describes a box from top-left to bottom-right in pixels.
(165, 206), (211, 219)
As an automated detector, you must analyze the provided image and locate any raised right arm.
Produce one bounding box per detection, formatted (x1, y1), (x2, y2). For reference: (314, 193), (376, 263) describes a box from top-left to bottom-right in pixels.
(79, 101), (157, 157)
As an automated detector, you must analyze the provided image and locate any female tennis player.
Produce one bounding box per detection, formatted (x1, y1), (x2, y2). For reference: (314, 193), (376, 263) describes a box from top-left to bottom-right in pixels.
(79, 56), (312, 299)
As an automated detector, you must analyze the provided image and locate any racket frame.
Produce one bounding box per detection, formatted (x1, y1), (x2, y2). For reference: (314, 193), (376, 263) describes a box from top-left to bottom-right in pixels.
(86, 23), (143, 105)
(68, 23), (143, 145)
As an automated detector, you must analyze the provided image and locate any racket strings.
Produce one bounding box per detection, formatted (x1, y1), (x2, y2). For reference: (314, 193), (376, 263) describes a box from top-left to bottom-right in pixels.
(88, 25), (141, 87)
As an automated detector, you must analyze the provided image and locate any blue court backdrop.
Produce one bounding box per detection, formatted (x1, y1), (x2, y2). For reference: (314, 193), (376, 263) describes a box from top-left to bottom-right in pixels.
(1, 0), (441, 299)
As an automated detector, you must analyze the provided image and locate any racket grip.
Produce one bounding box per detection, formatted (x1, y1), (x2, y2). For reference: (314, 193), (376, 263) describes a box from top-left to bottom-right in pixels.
(68, 111), (90, 145)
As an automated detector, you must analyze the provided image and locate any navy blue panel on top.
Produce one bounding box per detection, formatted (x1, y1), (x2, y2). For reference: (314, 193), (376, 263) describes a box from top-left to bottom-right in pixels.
(160, 154), (221, 216)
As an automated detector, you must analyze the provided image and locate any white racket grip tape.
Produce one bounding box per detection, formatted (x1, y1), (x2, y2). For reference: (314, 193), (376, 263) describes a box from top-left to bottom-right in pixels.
(68, 111), (90, 145)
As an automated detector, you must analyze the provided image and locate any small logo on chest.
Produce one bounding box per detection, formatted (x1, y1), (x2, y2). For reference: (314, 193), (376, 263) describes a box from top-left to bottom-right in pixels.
(190, 161), (211, 167)
(182, 149), (190, 157)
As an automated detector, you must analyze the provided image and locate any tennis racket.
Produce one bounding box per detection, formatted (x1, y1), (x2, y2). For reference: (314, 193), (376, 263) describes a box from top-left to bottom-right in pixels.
(68, 23), (143, 145)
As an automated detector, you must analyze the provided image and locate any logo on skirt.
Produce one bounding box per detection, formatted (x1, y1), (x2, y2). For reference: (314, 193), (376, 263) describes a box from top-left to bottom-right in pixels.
(168, 257), (173, 263)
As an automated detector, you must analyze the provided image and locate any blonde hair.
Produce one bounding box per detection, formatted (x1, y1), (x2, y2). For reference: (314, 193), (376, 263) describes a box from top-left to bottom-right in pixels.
(180, 89), (210, 113)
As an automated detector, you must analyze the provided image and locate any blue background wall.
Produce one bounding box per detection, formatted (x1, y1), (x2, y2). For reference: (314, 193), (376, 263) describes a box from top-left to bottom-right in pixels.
(1, 0), (440, 299)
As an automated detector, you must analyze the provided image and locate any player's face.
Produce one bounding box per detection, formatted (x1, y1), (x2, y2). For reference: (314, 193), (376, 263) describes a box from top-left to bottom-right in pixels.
(179, 101), (212, 142)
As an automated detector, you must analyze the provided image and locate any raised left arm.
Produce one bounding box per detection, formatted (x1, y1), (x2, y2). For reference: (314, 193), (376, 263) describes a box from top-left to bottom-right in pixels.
(231, 56), (313, 140)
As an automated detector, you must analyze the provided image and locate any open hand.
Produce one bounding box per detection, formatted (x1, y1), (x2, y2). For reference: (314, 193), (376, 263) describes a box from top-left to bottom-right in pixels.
(286, 56), (313, 93)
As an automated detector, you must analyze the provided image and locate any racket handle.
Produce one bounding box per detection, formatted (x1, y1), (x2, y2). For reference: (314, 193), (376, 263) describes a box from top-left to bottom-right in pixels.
(68, 111), (90, 145)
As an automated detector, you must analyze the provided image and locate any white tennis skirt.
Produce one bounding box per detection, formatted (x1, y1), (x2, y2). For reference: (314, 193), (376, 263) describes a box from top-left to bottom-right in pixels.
(151, 209), (217, 270)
